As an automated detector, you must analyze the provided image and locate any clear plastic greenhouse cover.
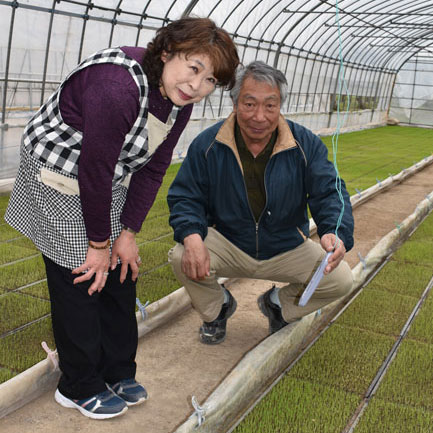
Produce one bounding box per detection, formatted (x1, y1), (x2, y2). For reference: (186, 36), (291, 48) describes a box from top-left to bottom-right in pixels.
(0, 0), (433, 426)
(1, 0), (433, 179)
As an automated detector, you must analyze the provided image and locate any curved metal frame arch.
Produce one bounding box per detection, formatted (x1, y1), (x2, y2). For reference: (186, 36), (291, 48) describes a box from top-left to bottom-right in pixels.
(229, 0), (276, 63)
(243, 0), (286, 64)
(77, 1), (94, 63)
(323, 0), (433, 71)
(108, 0), (123, 47)
(134, 1), (154, 46)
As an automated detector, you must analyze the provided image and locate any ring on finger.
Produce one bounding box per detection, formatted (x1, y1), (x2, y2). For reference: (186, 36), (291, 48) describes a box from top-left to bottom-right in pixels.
(136, 256), (142, 264)
(103, 271), (109, 277)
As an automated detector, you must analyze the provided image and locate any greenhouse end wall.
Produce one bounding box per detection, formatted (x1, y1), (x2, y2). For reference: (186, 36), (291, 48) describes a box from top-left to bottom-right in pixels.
(390, 54), (433, 128)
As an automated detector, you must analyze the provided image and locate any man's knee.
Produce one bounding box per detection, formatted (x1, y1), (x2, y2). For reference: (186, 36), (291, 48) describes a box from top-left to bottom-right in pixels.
(168, 243), (184, 276)
(334, 261), (353, 298)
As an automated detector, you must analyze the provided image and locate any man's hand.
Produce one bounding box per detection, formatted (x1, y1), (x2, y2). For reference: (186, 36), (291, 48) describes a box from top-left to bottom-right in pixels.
(111, 229), (140, 283)
(182, 233), (210, 281)
(320, 233), (346, 275)
(72, 244), (110, 296)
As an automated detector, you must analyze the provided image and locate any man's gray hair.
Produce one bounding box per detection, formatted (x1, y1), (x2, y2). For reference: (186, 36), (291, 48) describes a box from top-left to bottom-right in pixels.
(230, 61), (288, 105)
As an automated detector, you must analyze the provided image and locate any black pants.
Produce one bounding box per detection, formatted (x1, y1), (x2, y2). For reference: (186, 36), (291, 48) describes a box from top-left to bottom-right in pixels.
(43, 255), (138, 400)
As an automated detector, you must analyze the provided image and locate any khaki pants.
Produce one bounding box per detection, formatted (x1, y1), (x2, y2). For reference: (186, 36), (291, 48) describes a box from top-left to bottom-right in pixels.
(169, 228), (353, 323)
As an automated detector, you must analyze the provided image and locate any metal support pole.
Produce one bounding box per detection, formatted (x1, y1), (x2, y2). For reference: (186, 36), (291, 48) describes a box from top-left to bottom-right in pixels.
(409, 57), (418, 125)
(40, 0), (57, 106)
(1, 1), (17, 126)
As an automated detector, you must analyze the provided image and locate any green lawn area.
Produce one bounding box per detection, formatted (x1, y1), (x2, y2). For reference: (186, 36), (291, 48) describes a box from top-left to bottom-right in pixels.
(0, 125), (432, 387)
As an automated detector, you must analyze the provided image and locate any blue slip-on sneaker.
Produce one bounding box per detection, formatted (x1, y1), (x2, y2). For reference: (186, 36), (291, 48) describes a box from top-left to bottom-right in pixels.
(108, 378), (148, 406)
(54, 388), (128, 420)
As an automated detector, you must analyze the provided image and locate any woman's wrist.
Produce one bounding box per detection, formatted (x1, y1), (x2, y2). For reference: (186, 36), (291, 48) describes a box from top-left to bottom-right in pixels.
(88, 239), (111, 249)
(121, 224), (137, 235)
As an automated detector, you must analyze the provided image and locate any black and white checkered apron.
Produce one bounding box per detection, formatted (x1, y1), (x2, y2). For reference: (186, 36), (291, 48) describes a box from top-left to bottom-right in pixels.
(5, 47), (180, 269)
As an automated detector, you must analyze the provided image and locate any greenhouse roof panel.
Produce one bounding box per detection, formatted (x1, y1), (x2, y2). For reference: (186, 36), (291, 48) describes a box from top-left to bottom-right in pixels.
(3, 0), (431, 73)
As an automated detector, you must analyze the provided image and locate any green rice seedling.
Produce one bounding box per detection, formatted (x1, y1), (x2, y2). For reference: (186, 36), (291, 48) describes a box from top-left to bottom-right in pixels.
(354, 398), (433, 433)
(0, 240), (38, 266)
(234, 378), (360, 433)
(337, 289), (417, 337)
(321, 126), (433, 194)
(136, 214), (172, 243)
(0, 293), (50, 335)
(138, 238), (175, 273)
(289, 324), (395, 394)
(20, 281), (50, 300)
(374, 339), (433, 411)
(136, 264), (180, 304)
(366, 260), (431, 298)
(0, 255), (46, 292)
(6, 236), (36, 251)
(0, 366), (15, 383)
(393, 240), (433, 267)
(0, 317), (55, 372)
(0, 223), (22, 242)
(144, 198), (170, 220)
(410, 215), (433, 242)
(407, 296), (433, 345)
(0, 194), (10, 207)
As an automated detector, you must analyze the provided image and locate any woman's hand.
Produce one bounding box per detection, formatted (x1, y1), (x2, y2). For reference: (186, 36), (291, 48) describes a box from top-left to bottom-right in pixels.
(72, 242), (111, 296)
(111, 229), (141, 283)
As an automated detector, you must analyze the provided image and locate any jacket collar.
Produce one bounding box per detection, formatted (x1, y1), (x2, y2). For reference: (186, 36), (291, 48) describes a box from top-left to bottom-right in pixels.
(215, 112), (297, 161)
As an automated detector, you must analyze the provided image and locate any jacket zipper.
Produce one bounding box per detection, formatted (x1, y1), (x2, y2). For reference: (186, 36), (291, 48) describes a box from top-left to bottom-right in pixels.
(255, 162), (270, 259)
(218, 139), (288, 259)
(237, 152), (271, 259)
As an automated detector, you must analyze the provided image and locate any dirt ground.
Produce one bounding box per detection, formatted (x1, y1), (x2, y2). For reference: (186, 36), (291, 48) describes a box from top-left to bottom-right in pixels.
(1, 163), (432, 433)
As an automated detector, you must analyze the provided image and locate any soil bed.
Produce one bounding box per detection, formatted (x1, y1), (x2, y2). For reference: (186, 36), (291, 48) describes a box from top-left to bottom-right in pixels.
(0, 163), (432, 433)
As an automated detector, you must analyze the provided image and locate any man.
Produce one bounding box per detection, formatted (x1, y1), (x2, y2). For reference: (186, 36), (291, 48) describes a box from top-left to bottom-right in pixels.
(167, 61), (354, 345)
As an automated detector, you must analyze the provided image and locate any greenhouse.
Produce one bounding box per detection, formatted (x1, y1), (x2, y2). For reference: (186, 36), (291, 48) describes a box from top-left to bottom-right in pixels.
(0, 1), (432, 432)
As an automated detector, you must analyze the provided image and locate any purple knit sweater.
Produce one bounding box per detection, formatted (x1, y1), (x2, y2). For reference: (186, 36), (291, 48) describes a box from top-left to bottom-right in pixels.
(59, 47), (192, 241)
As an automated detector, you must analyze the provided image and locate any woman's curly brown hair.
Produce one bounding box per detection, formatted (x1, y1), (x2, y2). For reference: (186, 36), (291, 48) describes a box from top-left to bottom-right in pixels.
(142, 17), (239, 90)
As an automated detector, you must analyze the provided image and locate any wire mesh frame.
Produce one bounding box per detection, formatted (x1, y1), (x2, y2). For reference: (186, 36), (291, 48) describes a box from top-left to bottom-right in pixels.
(322, 0), (433, 70)
(245, 0), (400, 121)
(1, 0), (432, 129)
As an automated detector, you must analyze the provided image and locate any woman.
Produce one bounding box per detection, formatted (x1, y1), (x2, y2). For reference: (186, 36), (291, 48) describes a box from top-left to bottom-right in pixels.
(5, 17), (239, 420)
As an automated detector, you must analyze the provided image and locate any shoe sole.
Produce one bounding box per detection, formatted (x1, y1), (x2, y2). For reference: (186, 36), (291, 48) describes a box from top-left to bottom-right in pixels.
(124, 395), (148, 406)
(199, 330), (227, 345)
(199, 298), (238, 345)
(106, 383), (149, 407)
(54, 389), (128, 420)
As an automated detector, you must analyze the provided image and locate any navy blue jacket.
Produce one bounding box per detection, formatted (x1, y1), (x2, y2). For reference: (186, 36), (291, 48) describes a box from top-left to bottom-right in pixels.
(168, 113), (354, 260)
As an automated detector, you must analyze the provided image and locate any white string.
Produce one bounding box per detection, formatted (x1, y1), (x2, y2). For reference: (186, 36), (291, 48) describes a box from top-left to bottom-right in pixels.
(331, 0), (351, 249)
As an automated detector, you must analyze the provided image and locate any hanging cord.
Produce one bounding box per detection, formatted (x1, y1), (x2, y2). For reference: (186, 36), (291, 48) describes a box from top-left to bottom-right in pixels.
(331, 0), (350, 250)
